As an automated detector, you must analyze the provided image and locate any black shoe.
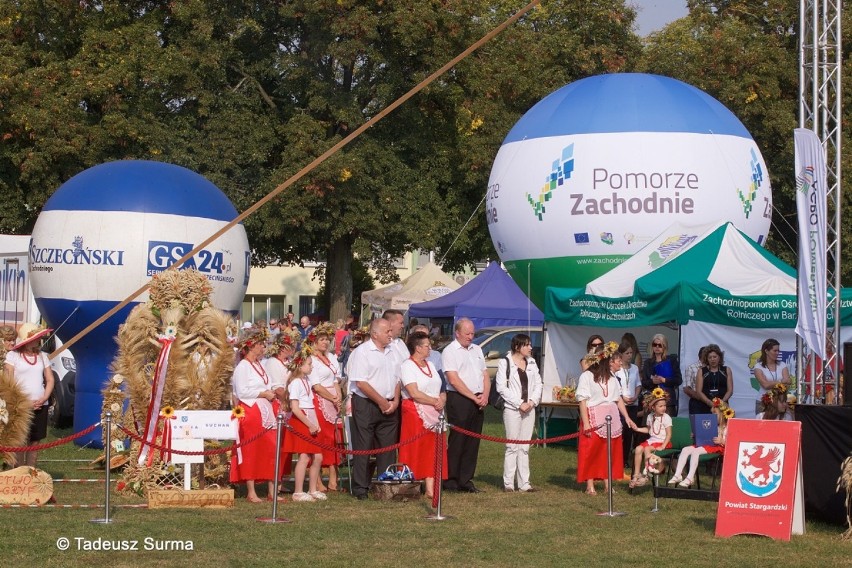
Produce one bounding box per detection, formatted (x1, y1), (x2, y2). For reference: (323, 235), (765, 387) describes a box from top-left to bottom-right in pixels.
(442, 481), (459, 492)
(353, 493), (369, 501)
(462, 484), (483, 493)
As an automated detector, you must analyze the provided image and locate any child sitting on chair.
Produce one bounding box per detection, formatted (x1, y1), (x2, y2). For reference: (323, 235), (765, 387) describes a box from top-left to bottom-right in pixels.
(629, 388), (672, 487)
(668, 398), (733, 488)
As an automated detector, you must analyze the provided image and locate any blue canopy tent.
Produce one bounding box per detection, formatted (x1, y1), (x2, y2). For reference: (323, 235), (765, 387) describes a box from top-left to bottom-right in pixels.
(408, 262), (543, 329)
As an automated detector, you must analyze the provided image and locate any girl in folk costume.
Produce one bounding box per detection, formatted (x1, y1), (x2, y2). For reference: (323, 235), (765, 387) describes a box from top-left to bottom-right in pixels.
(307, 322), (344, 492)
(283, 345), (325, 502)
(630, 389), (673, 488)
(399, 331), (448, 500)
(264, 328), (301, 404)
(757, 383), (794, 421)
(229, 327), (289, 503)
(669, 398), (734, 488)
(577, 341), (637, 495)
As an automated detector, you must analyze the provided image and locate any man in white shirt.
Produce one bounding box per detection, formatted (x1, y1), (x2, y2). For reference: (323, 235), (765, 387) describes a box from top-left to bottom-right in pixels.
(347, 318), (401, 500)
(382, 309), (409, 369)
(442, 318), (489, 492)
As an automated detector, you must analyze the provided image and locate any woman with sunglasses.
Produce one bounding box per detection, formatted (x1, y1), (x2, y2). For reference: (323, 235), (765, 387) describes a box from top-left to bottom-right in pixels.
(641, 334), (682, 416)
(580, 335), (605, 372)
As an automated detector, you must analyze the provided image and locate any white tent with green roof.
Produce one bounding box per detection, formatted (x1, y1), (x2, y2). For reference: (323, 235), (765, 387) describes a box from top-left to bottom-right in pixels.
(541, 221), (852, 417)
(545, 221), (803, 328)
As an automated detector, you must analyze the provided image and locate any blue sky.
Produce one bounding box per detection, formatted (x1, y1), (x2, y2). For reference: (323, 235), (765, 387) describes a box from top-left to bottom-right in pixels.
(631, 0), (689, 36)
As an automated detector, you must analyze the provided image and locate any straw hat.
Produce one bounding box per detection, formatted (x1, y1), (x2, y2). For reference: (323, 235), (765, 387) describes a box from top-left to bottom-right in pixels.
(13, 323), (52, 351)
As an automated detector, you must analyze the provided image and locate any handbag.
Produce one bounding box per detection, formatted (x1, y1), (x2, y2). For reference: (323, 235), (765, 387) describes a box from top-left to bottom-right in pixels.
(488, 356), (511, 410)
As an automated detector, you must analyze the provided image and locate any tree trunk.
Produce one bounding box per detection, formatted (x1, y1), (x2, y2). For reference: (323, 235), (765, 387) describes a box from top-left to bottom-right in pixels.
(327, 236), (354, 323)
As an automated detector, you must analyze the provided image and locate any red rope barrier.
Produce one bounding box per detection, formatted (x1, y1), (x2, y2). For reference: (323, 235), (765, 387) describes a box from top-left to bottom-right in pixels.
(447, 423), (602, 445)
(284, 420), (430, 455)
(117, 424), (271, 456)
(0, 422), (101, 453)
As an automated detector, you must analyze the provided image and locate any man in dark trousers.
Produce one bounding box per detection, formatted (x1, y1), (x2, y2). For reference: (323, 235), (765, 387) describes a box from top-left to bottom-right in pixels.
(347, 318), (400, 500)
(442, 317), (489, 492)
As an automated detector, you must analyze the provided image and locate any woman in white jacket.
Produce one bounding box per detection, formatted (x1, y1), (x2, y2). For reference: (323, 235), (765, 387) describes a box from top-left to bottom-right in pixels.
(496, 334), (543, 492)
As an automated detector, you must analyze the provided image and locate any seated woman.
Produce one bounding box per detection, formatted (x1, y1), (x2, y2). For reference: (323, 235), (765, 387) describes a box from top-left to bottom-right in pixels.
(641, 334), (682, 417)
(669, 398), (733, 488)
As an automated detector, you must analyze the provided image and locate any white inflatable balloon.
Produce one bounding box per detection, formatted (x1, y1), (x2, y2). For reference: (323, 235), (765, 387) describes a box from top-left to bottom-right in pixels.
(487, 73), (772, 307)
(29, 160), (250, 446)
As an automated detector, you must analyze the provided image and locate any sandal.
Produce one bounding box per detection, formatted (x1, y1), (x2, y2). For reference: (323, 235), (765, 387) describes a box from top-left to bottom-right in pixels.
(668, 475), (683, 485)
(584, 488), (597, 495)
(266, 495), (286, 502)
(678, 478), (693, 488)
(246, 496), (264, 503)
(633, 475), (649, 487)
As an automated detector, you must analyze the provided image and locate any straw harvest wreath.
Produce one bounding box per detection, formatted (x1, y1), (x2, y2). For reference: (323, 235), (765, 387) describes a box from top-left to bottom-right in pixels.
(102, 268), (235, 495)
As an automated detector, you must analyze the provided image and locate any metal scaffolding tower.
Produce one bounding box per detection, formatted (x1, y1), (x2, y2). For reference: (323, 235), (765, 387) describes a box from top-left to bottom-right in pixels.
(798, 0), (842, 402)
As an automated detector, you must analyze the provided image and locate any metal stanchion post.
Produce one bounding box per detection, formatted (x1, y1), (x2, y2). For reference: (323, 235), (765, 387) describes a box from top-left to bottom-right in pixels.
(650, 473), (660, 513)
(426, 413), (452, 521)
(91, 412), (115, 524)
(258, 412), (291, 523)
(597, 415), (627, 517)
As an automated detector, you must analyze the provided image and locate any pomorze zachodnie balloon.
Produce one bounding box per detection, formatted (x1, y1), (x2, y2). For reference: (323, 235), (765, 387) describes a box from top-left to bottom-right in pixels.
(487, 73), (772, 307)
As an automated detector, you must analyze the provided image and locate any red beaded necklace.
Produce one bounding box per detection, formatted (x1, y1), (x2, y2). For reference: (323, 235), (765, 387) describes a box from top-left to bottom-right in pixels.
(651, 415), (663, 436)
(598, 377), (609, 398)
(249, 359), (269, 385)
(22, 351), (39, 366)
(316, 352), (336, 372)
(409, 356), (433, 378)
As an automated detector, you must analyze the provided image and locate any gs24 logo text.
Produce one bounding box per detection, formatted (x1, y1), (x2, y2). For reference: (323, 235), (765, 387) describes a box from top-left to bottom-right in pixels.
(147, 241), (232, 276)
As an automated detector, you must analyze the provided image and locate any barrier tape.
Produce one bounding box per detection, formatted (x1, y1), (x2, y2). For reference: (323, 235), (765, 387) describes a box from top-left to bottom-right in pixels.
(118, 424), (271, 456)
(448, 423), (602, 445)
(0, 503), (148, 509)
(284, 420), (430, 455)
(0, 422), (101, 453)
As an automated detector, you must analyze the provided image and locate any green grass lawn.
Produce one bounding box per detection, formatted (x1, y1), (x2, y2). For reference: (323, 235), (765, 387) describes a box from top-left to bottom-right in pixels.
(1, 410), (849, 567)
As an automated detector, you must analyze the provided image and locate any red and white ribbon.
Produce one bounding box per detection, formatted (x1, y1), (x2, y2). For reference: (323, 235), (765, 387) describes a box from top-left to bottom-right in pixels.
(138, 337), (174, 465)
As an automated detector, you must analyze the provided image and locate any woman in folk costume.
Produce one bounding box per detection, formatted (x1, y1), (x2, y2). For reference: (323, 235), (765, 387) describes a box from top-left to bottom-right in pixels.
(306, 322), (344, 492)
(4, 324), (54, 467)
(577, 340), (637, 495)
(398, 331), (448, 500)
(230, 327), (288, 502)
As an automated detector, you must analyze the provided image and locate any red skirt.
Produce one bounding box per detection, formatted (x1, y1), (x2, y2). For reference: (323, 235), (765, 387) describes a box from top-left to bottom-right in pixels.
(314, 394), (342, 467)
(701, 444), (724, 454)
(398, 399), (448, 480)
(283, 410), (323, 456)
(230, 400), (290, 483)
(577, 431), (624, 482)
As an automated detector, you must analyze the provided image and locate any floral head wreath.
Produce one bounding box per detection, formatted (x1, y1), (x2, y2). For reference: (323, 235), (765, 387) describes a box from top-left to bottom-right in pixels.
(237, 327), (268, 352)
(348, 325), (370, 350)
(288, 343), (314, 372)
(310, 322), (336, 344)
(712, 397), (735, 420)
(267, 328), (301, 356)
(582, 340), (619, 367)
(643, 387), (670, 409)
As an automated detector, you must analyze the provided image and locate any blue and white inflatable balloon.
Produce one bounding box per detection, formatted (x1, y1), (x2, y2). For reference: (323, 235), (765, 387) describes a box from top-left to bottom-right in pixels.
(486, 73), (772, 307)
(29, 160), (250, 447)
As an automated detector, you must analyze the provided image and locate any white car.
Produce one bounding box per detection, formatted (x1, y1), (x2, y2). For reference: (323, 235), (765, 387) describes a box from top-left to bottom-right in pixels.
(471, 327), (543, 379)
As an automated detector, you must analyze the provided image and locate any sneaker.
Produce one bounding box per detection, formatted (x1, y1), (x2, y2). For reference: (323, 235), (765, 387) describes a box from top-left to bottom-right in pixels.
(309, 491), (328, 501)
(668, 475), (683, 485)
(677, 478), (693, 488)
(292, 492), (315, 502)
